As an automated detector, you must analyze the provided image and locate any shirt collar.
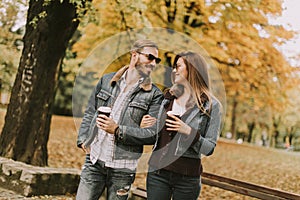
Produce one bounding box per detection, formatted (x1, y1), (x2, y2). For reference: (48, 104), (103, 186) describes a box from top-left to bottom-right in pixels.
(110, 65), (152, 91)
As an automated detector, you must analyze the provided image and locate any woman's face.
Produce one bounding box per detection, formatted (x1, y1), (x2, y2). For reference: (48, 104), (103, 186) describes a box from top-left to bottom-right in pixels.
(173, 57), (188, 84)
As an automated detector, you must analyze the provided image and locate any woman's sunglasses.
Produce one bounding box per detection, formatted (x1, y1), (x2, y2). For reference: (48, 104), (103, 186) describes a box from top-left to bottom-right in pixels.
(137, 51), (161, 64)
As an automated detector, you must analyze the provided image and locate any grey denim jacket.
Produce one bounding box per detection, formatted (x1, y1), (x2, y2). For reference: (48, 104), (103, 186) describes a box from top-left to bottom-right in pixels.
(77, 66), (163, 160)
(119, 94), (223, 159)
(158, 97), (223, 158)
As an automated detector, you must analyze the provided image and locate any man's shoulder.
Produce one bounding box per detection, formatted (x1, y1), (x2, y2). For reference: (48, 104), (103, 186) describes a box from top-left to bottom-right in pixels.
(97, 72), (116, 84)
(150, 83), (163, 93)
(94, 72), (116, 90)
(102, 72), (116, 80)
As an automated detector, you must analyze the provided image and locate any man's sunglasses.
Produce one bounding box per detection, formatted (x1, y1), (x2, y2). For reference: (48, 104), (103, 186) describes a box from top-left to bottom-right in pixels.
(137, 51), (161, 64)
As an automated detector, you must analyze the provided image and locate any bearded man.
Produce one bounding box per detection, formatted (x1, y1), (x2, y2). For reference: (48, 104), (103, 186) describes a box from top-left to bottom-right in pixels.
(76, 39), (163, 200)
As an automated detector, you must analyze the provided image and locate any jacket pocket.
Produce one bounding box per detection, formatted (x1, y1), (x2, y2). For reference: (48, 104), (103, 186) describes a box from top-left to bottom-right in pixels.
(128, 101), (149, 124)
(96, 89), (111, 106)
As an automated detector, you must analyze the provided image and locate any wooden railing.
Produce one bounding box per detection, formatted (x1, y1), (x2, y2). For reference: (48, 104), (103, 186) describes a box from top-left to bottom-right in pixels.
(131, 172), (300, 200)
(201, 172), (300, 200)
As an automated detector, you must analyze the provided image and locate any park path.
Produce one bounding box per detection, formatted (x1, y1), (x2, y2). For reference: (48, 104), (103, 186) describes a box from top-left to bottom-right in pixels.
(0, 187), (75, 200)
(0, 187), (24, 199)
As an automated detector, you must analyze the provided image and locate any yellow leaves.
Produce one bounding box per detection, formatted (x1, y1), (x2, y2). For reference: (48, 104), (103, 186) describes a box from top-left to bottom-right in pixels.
(228, 67), (241, 80)
(73, 23), (102, 59)
(74, 0), (155, 59)
(265, 25), (294, 44)
(68, 0), (300, 128)
(259, 0), (283, 15)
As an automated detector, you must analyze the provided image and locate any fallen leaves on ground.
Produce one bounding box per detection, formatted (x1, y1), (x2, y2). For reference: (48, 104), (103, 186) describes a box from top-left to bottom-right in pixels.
(1, 111), (299, 199)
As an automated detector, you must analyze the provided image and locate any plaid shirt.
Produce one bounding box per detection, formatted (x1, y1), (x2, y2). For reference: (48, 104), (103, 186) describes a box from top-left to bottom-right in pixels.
(90, 72), (143, 170)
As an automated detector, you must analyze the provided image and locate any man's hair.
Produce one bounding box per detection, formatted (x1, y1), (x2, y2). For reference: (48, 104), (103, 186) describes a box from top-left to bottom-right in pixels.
(130, 39), (158, 52)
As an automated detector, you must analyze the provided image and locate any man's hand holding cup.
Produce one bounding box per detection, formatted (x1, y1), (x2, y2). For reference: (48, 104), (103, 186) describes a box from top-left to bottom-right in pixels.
(96, 106), (118, 134)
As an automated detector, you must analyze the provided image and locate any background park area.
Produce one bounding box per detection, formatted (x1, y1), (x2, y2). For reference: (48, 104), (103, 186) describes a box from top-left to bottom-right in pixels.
(1, 110), (300, 199)
(1, 0), (300, 199)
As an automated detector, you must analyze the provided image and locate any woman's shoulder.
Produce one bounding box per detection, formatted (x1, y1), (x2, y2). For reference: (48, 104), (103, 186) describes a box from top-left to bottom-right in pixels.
(210, 96), (223, 115)
(211, 96), (221, 106)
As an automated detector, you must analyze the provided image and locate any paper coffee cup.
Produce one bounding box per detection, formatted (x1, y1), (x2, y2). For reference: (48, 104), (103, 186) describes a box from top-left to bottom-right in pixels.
(97, 106), (111, 117)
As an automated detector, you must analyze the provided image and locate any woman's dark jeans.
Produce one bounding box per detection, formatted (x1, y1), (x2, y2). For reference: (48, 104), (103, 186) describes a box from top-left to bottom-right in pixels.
(146, 168), (201, 200)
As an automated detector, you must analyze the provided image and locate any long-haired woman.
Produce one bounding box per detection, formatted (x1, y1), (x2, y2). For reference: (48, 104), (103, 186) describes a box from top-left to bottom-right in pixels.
(142, 51), (223, 200)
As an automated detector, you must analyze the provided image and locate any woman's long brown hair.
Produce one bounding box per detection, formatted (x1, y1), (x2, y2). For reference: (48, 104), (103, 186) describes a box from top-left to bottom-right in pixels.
(172, 51), (212, 114)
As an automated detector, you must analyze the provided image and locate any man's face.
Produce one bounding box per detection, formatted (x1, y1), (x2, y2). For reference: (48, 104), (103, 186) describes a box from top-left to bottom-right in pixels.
(135, 47), (159, 78)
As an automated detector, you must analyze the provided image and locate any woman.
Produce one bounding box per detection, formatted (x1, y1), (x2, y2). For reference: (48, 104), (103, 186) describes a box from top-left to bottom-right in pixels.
(141, 51), (223, 200)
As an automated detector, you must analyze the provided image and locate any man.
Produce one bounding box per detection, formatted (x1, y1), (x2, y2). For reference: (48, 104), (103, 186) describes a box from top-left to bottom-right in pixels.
(76, 39), (163, 200)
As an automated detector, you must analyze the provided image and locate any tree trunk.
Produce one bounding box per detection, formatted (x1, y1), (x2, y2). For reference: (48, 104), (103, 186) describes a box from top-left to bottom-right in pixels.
(230, 93), (238, 139)
(247, 122), (255, 143)
(272, 116), (281, 147)
(272, 116), (281, 148)
(0, 0), (80, 166)
(287, 126), (296, 147)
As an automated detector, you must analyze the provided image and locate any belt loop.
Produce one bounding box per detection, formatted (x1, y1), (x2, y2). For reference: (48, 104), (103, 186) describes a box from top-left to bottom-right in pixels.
(97, 159), (106, 168)
(155, 169), (161, 175)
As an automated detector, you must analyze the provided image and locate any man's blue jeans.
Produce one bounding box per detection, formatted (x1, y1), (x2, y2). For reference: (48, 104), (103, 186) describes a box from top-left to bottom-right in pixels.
(76, 155), (136, 200)
(146, 168), (201, 200)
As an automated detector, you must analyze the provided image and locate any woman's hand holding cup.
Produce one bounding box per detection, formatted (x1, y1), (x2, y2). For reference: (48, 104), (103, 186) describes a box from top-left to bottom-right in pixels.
(166, 111), (191, 135)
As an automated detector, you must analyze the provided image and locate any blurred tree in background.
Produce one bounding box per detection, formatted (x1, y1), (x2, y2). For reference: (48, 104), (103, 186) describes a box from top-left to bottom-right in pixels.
(0, 0), (25, 96)
(154, 0), (300, 145)
(0, 0), (300, 166)
(0, 0), (90, 166)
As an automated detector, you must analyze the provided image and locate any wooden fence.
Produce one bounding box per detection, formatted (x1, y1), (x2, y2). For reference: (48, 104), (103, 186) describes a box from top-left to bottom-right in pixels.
(131, 172), (300, 200)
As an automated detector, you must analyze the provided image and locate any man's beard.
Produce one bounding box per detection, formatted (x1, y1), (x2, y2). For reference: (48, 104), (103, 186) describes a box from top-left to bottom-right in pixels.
(135, 62), (154, 78)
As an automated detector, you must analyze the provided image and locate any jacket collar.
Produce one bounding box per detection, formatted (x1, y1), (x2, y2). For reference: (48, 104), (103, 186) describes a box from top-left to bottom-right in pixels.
(164, 90), (176, 100)
(110, 65), (152, 91)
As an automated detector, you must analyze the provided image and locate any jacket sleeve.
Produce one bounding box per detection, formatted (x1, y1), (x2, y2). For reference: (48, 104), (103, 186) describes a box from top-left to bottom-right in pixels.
(76, 78), (102, 147)
(116, 88), (164, 145)
(190, 99), (223, 156)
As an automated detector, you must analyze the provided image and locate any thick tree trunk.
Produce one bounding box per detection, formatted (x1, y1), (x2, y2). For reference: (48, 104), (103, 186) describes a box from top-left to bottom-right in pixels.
(0, 0), (80, 166)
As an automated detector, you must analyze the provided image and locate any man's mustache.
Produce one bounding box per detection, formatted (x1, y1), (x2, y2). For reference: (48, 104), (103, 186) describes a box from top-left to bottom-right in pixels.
(145, 64), (155, 70)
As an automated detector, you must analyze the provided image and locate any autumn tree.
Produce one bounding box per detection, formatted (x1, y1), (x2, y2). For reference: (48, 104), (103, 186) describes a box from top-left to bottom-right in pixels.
(0, 0), (25, 97)
(196, 1), (297, 140)
(72, 0), (298, 141)
(146, 0), (296, 139)
(0, 0), (89, 166)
